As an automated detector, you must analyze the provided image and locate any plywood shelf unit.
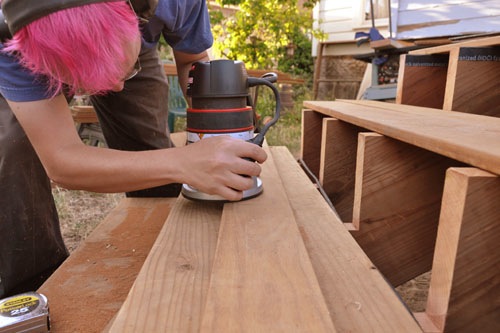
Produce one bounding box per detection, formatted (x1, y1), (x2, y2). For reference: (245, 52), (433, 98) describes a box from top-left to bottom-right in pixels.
(301, 99), (500, 332)
(396, 35), (500, 116)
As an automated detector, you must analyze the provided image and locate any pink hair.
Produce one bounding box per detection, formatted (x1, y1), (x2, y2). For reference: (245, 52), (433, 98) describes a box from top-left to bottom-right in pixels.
(4, 2), (140, 95)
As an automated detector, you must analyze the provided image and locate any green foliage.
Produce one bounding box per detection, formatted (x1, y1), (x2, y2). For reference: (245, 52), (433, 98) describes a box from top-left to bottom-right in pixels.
(157, 34), (174, 61)
(277, 27), (315, 77)
(209, 0), (325, 73)
(252, 84), (312, 157)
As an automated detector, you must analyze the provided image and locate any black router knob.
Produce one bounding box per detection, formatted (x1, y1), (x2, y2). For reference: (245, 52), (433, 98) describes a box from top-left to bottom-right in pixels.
(187, 60), (249, 109)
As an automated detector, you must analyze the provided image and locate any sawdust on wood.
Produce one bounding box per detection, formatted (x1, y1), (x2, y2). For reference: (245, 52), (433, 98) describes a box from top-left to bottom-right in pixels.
(54, 187), (429, 313)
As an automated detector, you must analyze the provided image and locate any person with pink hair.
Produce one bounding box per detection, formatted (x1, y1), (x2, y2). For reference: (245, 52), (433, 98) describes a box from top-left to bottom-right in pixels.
(0, 0), (266, 298)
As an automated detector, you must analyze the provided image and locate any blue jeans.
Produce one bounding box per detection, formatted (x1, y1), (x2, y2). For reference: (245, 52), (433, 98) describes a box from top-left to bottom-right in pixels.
(0, 45), (180, 298)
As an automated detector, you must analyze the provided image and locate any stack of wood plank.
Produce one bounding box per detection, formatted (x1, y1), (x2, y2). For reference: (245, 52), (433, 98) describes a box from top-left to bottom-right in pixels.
(39, 135), (421, 332)
(104, 142), (421, 332)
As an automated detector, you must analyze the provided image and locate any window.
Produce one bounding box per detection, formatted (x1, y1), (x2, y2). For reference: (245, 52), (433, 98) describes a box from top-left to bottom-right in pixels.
(365, 0), (389, 21)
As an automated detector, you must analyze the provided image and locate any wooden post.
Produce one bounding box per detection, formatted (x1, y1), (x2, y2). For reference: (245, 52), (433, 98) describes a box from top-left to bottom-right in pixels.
(313, 42), (325, 100)
(301, 109), (326, 178)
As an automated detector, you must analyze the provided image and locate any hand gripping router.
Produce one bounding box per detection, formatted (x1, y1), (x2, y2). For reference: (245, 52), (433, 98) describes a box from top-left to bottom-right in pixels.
(182, 59), (281, 202)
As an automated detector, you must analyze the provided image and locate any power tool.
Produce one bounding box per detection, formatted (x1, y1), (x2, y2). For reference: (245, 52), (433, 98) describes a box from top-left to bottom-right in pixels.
(182, 59), (281, 201)
(0, 292), (50, 333)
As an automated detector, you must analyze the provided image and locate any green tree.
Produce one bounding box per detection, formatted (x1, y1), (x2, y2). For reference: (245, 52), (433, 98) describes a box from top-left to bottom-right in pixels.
(209, 0), (324, 74)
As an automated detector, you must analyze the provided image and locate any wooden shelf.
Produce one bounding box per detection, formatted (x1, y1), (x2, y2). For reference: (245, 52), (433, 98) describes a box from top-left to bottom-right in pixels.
(397, 36), (500, 116)
(301, 99), (500, 332)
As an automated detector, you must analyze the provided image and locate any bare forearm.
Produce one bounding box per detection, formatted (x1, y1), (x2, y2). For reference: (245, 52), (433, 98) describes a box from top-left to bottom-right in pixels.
(49, 144), (183, 192)
(9, 95), (267, 201)
(174, 50), (209, 97)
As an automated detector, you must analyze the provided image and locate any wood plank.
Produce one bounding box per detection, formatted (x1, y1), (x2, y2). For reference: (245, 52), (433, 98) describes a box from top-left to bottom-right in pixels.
(247, 69), (305, 84)
(352, 133), (464, 286)
(163, 63), (304, 84)
(107, 197), (223, 332)
(443, 47), (500, 116)
(199, 146), (336, 332)
(303, 100), (500, 175)
(396, 54), (449, 108)
(71, 105), (99, 124)
(319, 118), (364, 222)
(422, 167), (500, 332)
(301, 109), (326, 178)
(38, 198), (175, 333)
(370, 38), (414, 50)
(271, 146), (423, 332)
(313, 42), (325, 99)
(413, 313), (441, 333)
(409, 35), (500, 55)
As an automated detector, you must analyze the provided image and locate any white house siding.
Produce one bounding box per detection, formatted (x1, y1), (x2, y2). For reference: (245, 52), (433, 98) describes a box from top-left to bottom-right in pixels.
(313, 1), (391, 56)
(313, 0), (500, 56)
(393, 0), (500, 39)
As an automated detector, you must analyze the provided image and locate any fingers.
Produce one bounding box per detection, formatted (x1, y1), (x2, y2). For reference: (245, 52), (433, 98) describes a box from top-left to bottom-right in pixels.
(216, 187), (244, 202)
(213, 135), (267, 164)
(180, 135), (267, 201)
(197, 174), (254, 202)
(232, 157), (262, 178)
(238, 141), (267, 164)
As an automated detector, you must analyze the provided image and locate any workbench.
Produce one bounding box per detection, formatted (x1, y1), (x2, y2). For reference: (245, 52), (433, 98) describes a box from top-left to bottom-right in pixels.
(38, 134), (421, 332)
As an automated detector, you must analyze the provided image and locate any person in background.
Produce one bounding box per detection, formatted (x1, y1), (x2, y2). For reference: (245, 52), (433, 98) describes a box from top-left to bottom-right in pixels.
(0, 0), (266, 298)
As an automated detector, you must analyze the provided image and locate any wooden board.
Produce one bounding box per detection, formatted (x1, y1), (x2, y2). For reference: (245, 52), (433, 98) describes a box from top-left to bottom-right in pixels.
(301, 109), (326, 178)
(199, 146), (335, 332)
(422, 167), (500, 332)
(443, 47), (500, 116)
(302, 100), (500, 176)
(351, 133), (464, 286)
(107, 197), (223, 332)
(38, 198), (175, 333)
(71, 105), (99, 124)
(319, 118), (363, 222)
(370, 39), (414, 50)
(271, 146), (422, 332)
(163, 63), (304, 84)
(409, 36), (500, 55)
(396, 54), (449, 109)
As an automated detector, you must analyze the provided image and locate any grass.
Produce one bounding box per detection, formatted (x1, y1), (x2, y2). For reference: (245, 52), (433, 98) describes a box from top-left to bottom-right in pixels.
(254, 84), (309, 157)
(53, 187), (123, 252)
